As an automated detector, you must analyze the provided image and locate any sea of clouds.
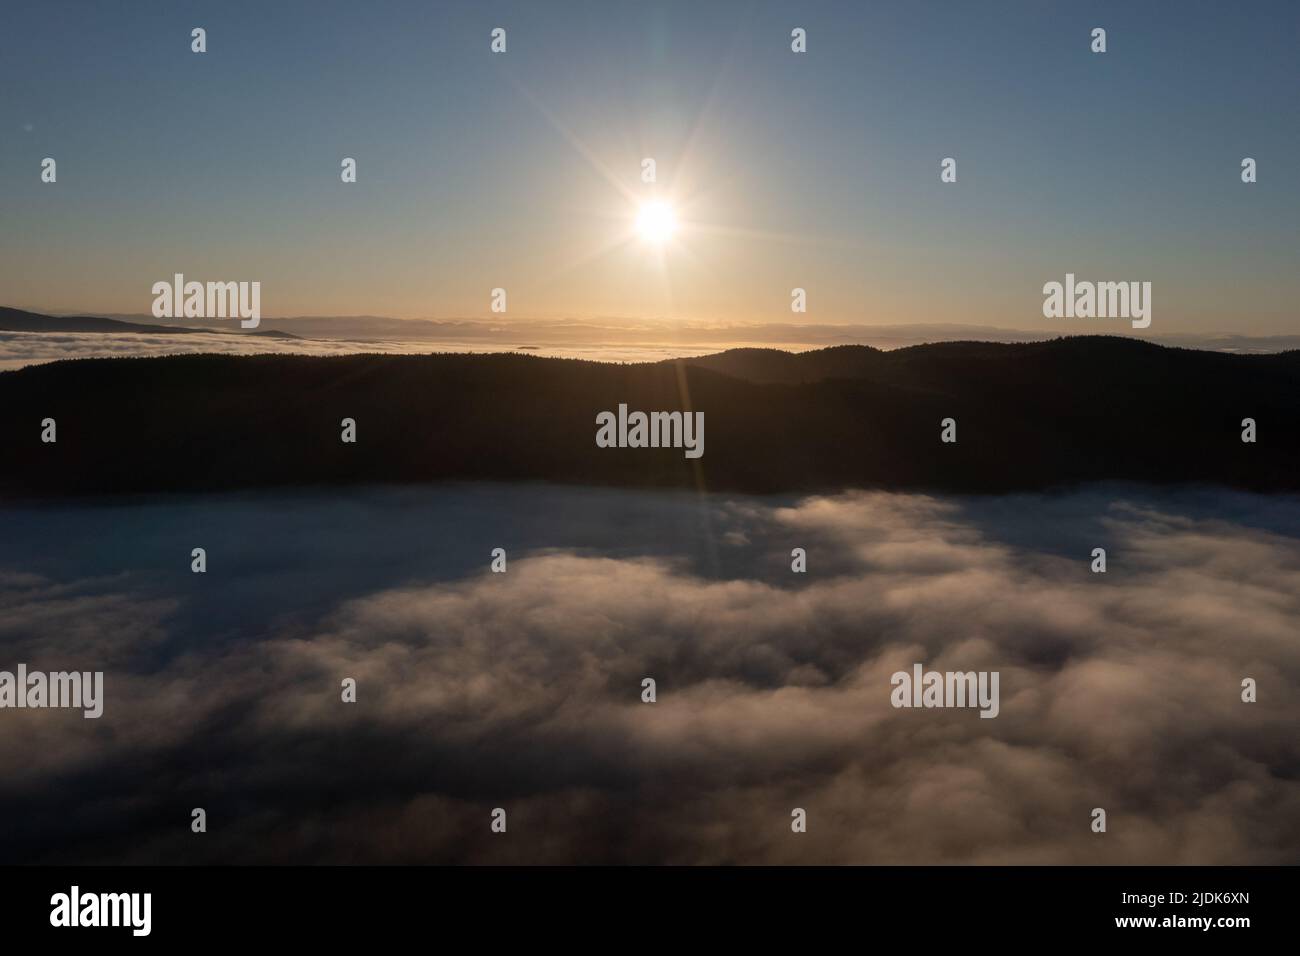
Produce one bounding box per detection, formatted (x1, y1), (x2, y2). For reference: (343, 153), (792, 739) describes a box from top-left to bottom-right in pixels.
(0, 331), (483, 372)
(0, 330), (749, 370)
(7, 322), (1298, 372)
(0, 484), (1297, 864)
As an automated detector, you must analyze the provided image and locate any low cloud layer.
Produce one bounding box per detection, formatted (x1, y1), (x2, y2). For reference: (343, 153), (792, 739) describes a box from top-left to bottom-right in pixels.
(0, 330), (740, 370)
(1, 486), (1297, 863)
(0, 331), (470, 372)
(7, 322), (1300, 372)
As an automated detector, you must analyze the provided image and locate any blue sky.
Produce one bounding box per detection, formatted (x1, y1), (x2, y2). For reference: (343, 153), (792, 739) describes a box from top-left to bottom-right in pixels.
(1, 0), (1296, 334)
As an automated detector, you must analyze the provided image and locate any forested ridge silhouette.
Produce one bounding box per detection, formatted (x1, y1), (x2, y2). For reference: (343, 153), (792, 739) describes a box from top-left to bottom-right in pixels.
(2, 336), (1295, 497)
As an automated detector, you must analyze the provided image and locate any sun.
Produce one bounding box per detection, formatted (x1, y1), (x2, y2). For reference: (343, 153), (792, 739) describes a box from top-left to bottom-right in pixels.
(634, 200), (677, 244)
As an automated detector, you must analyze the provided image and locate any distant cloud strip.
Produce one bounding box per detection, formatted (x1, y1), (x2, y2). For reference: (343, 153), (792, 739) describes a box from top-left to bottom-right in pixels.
(5, 322), (1300, 373)
(0, 330), (732, 370)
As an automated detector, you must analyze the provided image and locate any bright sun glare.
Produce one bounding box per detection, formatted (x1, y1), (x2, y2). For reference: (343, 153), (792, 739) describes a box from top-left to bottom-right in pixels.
(635, 200), (676, 244)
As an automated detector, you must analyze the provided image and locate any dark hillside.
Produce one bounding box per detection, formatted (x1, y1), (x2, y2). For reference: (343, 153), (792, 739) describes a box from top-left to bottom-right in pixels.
(0, 338), (1295, 497)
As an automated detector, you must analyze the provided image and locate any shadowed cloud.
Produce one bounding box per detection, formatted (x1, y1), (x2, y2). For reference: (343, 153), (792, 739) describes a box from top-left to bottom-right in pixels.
(0, 486), (1296, 863)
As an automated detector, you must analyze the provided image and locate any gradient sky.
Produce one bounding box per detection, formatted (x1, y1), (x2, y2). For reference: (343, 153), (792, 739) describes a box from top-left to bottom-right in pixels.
(1, 0), (1297, 334)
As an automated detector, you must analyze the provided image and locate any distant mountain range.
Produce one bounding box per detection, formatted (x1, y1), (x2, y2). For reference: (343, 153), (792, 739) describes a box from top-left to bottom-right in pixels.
(0, 307), (297, 338)
(1, 336), (1296, 498)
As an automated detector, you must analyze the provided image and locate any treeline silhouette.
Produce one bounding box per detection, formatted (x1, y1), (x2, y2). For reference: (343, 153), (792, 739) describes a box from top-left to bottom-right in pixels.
(1, 336), (1296, 498)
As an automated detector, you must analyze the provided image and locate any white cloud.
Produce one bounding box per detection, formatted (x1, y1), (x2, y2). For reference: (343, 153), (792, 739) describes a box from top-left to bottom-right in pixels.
(1, 489), (1296, 863)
